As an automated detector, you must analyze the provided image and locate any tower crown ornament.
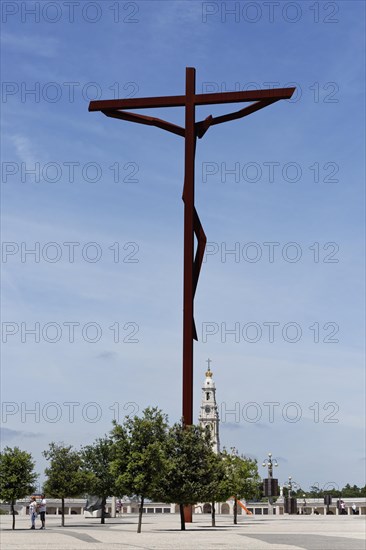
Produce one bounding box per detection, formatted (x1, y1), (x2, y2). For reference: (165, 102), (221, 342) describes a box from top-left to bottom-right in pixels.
(205, 357), (213, 377)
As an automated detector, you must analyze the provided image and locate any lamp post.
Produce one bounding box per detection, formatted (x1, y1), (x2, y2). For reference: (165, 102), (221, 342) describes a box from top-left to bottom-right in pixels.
(302, 493), (307, 515)
(262, 452), (278, 481)
(288, 476), (293, 498)
(285, 476), (300, 497)
(262, 452), (278, 514)
(284, 476), (300, 514)
(228, 447), (239, 524)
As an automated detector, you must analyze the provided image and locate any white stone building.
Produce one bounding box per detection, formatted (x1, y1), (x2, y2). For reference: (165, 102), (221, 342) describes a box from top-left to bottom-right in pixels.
(198, 359), (220, 454)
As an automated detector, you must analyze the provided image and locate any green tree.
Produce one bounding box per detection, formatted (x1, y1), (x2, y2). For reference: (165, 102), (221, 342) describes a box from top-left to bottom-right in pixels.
(254, 479), (265, 501)
(308, 485), (321, 498)
(0, 447), (38, 530)
(201, 451), (230, 527)
(43, 442), (86, 526)
(111, 407), (169, 533)
(292, 486), (305, 498)
(161, 421), (214, 531)
(81, 436), (116, 524)
(341, 483), (361, 498)
(222, 450), (260, 524)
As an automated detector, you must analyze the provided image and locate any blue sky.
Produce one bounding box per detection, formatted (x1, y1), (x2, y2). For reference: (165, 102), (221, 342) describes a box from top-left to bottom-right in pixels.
(1, 0), (365, 491)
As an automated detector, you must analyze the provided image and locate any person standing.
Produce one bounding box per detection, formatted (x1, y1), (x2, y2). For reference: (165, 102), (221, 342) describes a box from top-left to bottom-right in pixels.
(29, 497), (37, 529)
(38, 494), (47, 529)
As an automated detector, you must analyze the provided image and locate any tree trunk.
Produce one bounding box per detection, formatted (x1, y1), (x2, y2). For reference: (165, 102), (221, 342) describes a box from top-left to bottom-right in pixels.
(137, 495), (144, 533)
(179, 503), (185, 531)
(61, 498), (65, 527)
(211, 501), (216, 527)
(233, 497), (237, 525)
(11, 500), (15, 530)
(101, 496), (106, 524)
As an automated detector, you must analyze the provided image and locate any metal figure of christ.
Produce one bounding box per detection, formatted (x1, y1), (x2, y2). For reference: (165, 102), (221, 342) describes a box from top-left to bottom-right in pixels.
(89, 67), (295, 428)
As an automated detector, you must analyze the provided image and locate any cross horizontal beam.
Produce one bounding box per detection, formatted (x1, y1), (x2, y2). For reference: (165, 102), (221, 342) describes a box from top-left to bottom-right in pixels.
(102, 109), (185, 137)
(196, 98), (280, 138)
(88, 87), (295, 112)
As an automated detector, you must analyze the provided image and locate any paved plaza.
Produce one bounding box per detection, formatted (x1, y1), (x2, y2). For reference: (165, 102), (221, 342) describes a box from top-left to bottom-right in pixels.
(1, 514), (365, 550)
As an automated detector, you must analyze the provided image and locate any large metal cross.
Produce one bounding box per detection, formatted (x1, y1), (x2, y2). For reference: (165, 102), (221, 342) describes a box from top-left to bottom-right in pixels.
(89, 67), (295, 427)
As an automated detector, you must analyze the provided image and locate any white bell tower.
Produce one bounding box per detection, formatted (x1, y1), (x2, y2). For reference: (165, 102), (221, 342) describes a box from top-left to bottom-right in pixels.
(198, 359), (220, 454)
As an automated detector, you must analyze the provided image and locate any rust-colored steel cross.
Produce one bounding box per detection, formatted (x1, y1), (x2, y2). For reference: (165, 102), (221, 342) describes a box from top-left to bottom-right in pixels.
(89, 67), (295, 428)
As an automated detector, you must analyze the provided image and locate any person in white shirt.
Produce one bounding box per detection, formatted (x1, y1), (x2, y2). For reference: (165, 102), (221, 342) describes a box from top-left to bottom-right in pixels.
(38, 494), (47, 529)
(29, 497), (37, 529)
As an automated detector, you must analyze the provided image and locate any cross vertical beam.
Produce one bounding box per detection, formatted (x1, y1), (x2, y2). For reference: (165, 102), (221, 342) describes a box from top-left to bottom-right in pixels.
(182, 68), (196, 525)
(182, 67), (196, 428)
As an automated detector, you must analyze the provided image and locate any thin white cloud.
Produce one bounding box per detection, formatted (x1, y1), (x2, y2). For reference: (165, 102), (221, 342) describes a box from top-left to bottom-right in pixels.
(1, 427), (42, 441)
(1, 32), (59, 59)
(10, 134), (38, 165)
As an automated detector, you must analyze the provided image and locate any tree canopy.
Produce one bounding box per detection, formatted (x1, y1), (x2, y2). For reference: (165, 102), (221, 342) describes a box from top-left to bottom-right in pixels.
(220, 449), (260, 524)
(111, 407), (169, 533)
(81, 436), (116, 524)
(0, 446), (38, 529)
(160, 421), (215, 530)
(43, 442), (87, 526)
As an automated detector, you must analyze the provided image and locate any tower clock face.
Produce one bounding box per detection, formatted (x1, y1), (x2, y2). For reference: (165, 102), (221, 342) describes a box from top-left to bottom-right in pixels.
(205, 405), (211, 413)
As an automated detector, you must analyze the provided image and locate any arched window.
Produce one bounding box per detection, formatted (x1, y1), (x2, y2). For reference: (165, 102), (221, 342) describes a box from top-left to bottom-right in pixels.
(206, 392), (210, 400)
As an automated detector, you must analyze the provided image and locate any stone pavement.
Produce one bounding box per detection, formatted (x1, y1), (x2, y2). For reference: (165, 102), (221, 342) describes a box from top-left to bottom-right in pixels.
(1, 513), (365, 550)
